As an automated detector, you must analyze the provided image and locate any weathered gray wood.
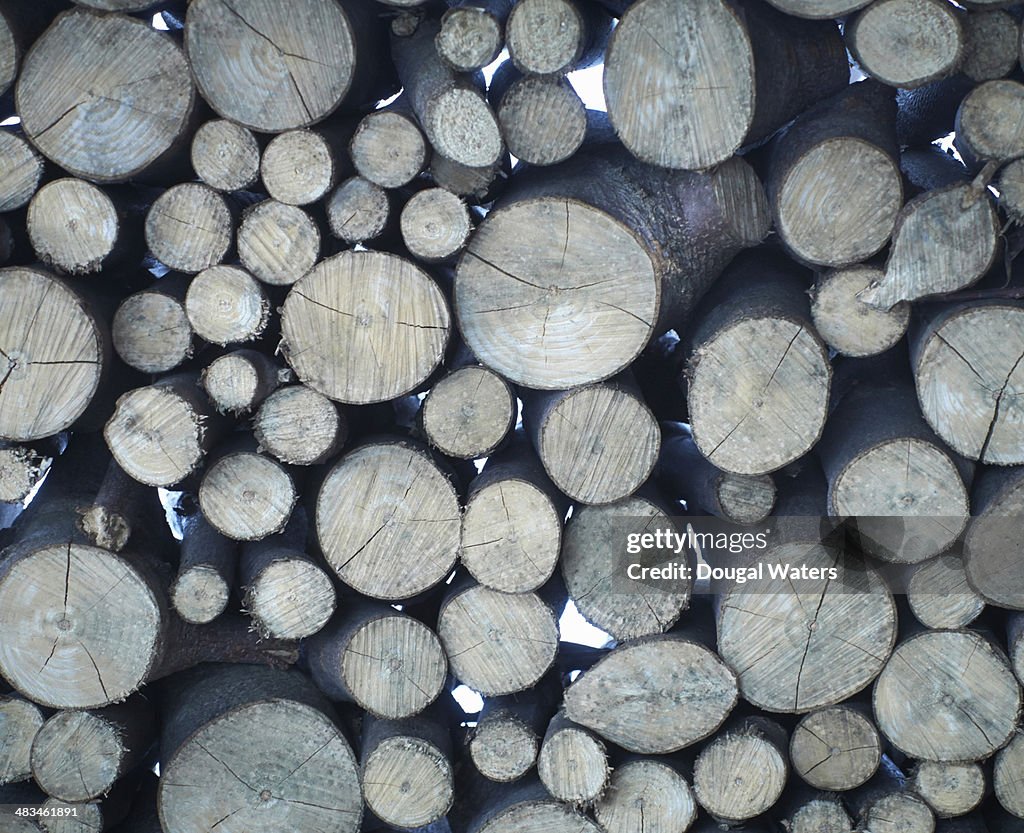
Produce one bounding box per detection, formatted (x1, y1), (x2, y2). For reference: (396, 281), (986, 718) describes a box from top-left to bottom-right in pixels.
(912, 761), (986, 818)
(112, 277), (193, 375)
(170, 512), (236, 626)
(964, 465), (1024, 608)
(185, 265), (269, 346)
(536, 709), (609, 804)
(253, 384), (346, 467)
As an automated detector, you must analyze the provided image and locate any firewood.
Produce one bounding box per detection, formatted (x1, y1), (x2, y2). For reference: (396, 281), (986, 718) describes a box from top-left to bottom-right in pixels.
(995, 732), (1024, 818)
(901, 145), (972, 195)
(17, 9), (195, 182)
(326, 175), (392, 244)
(764, 0), (870, 17)
(505, 0), (610, 76)
(184, 0), (392, 133)
(685, 251), (831, 476)
(908, 554), (985, 629)
(306, 599), (446, 720)
(956, 79), (1024, 166)
(253, 384), (346, 466)
(789, 703), (882, 791)
(30, 696), (154, 802)
(603, 0), (847, 170)
(1010, 613), (1024, 682)
(0, 694), (45, 785)
(0, 1), (70, 99)
(659, 421), (776, 524)
(184, 264), (270, 347)
(38, 789), (133, 833)
(360, 712), (454, 829)
(0, 440), (53, 504)
(237, 199), (321, 286)
(391, 18), (503, 169)
(0, 130), (42, 213)
(462, 778), (603, 833)
(849, 768), (938, 833)
(910, 301), (1024, 464)
(998, 158), (1024, 223)
(315, 439), (460, 599)
(896, 74), (976, 147)
(349, 105), (427, 188)
(170, 512), (236, 625)
(145, 183), (234, 275)
(190, 119), (261, 193)
(810, 265), (909, 358)
(430, 152), (505, 202)
(522, 371), (659, 505)
(112, 278), (193, 375)
(873, 629), (1020, 761)
(960, 10), (1019, 81)
(0, 267), (107, 443)
(260, 126), (352, 207)
(74, 455), (163, 554)
(438, 579), (559, 696)
(157, 664), (362, 833)
(693, 716), (789, 823)
(847, 0), (964, 89)
(436, 0), (512, 72)
(912, 761), (986, 819)
(456, 145), (769, 389)
(281, 251), (451, 405)
(784, 792), (853, 833)
(200, 348), (285, 415)
(963, 465), (1024, 608)
(491, 68), (586, 167)
(400, 186), (472, 263)
(0, 782), (47, 832)
(536, 709), (609, 803)
(461, 434), (565, 593)
(468, 679), (559, 782)
(593, 758), (697, 833)
(766, 80), (902, 269)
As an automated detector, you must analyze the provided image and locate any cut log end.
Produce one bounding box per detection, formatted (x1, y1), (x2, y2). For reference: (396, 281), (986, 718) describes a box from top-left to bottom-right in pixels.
(185, 265), (269, 347)
(860, 792), (936, 833)
(350, 111), (426, 189)
(594, 759), (697, 833)
(27, 178), (119, 275)
(470, 714), (539, 782)
(537, 718), (609, 804)
(112, 290), (193, 375)
(362, 736), (454, 828)
(201, 351), (281, 416)
(908, 554), (985, 628)
(76, 505), (130, 554)
(253, 385), (344, 466)
(261, 129), (337, 207)
(498, 76), (587, 167)
(0, 445), (50, 504)
(960, 10), (1019, 82)
(995, 733), (1024, 818)
(957, 79), (1024, 163)
(30, 711), (124, 802)
(145, 183), (233, 274)
(506, 0), (585, 76)
(400, 187), (472, 262)
(171, 565), (231, 626)
(199, 451), (296, 542)
(244, 557), (336, 640)
(790, 705), (881, 791)
(0, 132), (43, 213)
(191, 119), (261, 193)
(693, 722), (788, 822)
(0, 696), (45, 785)
(421, 364), (514, 459)
(437, 6), (503, 72)
(238, 200), (320, 287)
(428, 87), (503, 169)
(912, 761), (986, 818)
(788, 797), (853, 833)
(811, 266), (909, 357)
(326, 176), (390, 244)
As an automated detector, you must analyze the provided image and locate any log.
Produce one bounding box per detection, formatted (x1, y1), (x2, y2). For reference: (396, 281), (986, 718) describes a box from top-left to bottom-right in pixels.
(190, 119), (261, 193)
(0, 130), (43, 213)
(104, 373), (227, 487)
(963, 465), (1024, 608)
(908, 554), (985, 629)
(717, 543), (897, 713)
(74, 455), (165, 554)
(789, 703), (882, 791)
(391, 18), (503, 169)
(896, 74), (976, 147)
(491, 69), (586, 167)
(237, 199), (321, 287)
(455, 145), (769, 389)
(360, 712), (454, 829)
(847, 0), (964, 89)
(784, 792), (853, 833)
(0, 266), (107, 443)
(281, 250), (451, 405)
(873, 629), (1020, 761)
(0, 694), (45, 785)
(563, 630), (738, 754)
(468, 679), (559, 782)
(658, 421), (776, 524)
(0, 440), (53, 504)
(461, 433), (565, 593)
(603, 0), (848, 170)
(536, 709), (609, 804)
(326, 175), (391, 244)
(0, 1), (71, 100)
(200, 348), (285, 415)
(766, 80), (902, 269)
(184, 264), (269, 347)
(0, 782), (47, 832)
(912, 761), (986, 819)
(260, 126), (352, 207)
(810, 265), (909, 358)
(437, 579), (559, 696)
(349, 105), (427, 189)
(462, 778), (603, 833)
(901, 145), (972, 195)
(763, 0), (870, 17)
(184, 0), (392, 132)
(170, 511), (236, 625)
(910, 301), (1024, 464)
(38, 790), (132, 833)
(198, 443), (297, 542)
(561, 494), (691, 640)
(157, 664), (362, 833)
(998, 158), (1024, 223)
(505, 0), (610, 76)
(684, 251), (831, 476)
(1010, 613), (1024, 683)
(817, 374), (971, 564)
(995, 731), (1024, 818)
(315, 439), (460, 599)
(693, 716), (789, 823)
(430, 151), (505, 202)
(17, 7), (195, 182)
(860, 186), (999, 310)
(420, 359), (514, 460)
(956, 79), (1024, 167)
(960, 10), (1019, 81)
(436, 0), (511, 72)
(253, 384), (346, 466)
(145, 183), (233, 275)
(30, 696), (155, 802)
(112, 278), (193, 375)
(593, 758), (697, 833)
(400, 187), (473, 263)
(305, 600), (446, 720)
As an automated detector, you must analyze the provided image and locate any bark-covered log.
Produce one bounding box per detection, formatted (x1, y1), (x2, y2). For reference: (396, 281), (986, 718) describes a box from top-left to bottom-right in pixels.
(326, 175), (392, 244)
(963, 465), (1024, 608)
(190, 119), (261, 193)
(789, 703), (882, 791)
(0, 693), (45, 785)
(603, 0), (848, 170)
(912, 760), (987, 819)
(315, 439), (460, 599)
(908, 554), (985, 629)
(593, 758), (698, 833)
(145, 183), (233, 275)
(896, 74), (975, 147)
(17, 9), (195, 182)
(505, 0), (610, 76)
(436, 0), (511, 72)
(170, 511), (236, 625)
(112, 277), (193, 375)
(349, 105), (427, 189)
(237, 199), (321, 287)
(995, 732), (1024, 818)
(282, 251), (451, 405)
(184, 0), (393, 133)
(305, 599), (446, 719)
(810, 265), (909, 358)
(536, 709), (609, 804)
(490, 68), (586, 167)
(430, 151), (506, 202)
(260, 125), (353, 207)
(253, 384), (347, 466)
(184, 264), (269, 347)
(74, 455), (163, 554)
(456, 144), (769, 389)
(400, 187), (473, 263)
(201, 349), (285, 416)
(873, 629), (1020, 761)
(0, 130), (43, 213)
(847, 0), (964, 89)
(0, 267), (108, 443)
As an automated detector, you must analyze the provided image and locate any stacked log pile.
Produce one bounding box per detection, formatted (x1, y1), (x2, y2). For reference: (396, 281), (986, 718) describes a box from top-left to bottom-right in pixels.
(1, 1), (1024, 832)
